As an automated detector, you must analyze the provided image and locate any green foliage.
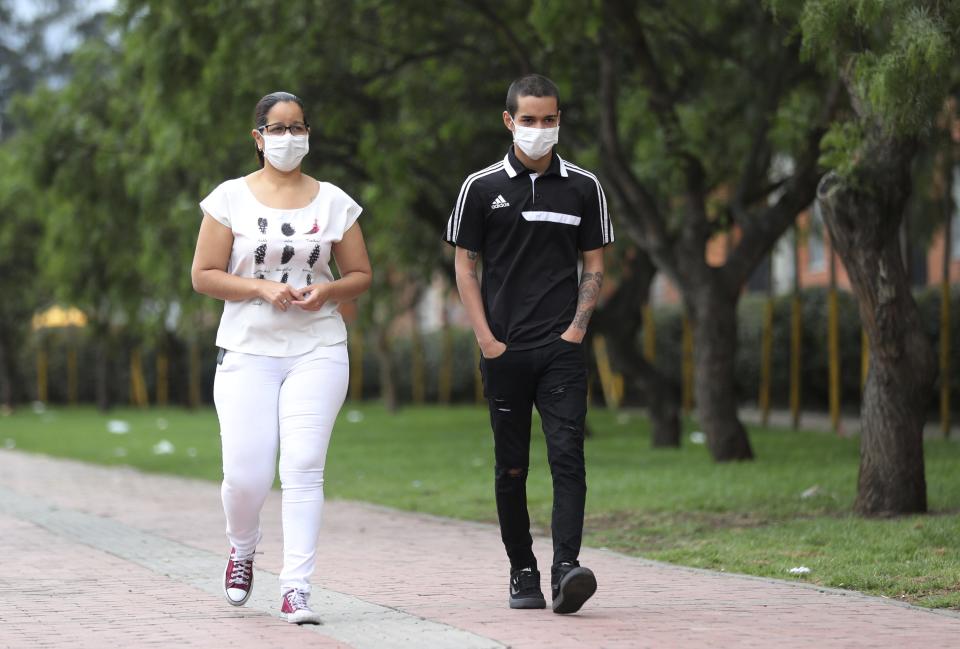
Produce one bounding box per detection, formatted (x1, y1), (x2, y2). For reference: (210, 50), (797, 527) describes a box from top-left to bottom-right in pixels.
(794, 0), (959, 164)
(818, 121), (866, 177)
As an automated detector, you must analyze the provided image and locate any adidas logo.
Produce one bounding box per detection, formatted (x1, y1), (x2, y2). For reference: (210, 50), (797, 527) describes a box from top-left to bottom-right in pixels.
(491, 194), (510, 209)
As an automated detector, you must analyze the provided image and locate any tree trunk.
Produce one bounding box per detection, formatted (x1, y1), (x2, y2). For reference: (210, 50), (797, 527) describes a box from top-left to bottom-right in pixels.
(817, 134), (936, 516)
(590, 250), (681, 447)
(690, 283), (754, 461)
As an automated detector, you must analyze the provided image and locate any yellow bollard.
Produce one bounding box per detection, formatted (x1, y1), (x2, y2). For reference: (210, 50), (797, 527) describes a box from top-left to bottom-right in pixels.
(642, 304), (656, 363)
(789, 295), (802, 429)
(758, 298), (774, 427)
(828, 287), (841, 434)
(129, 348), (149, 408)
(591, 335), (623, 410)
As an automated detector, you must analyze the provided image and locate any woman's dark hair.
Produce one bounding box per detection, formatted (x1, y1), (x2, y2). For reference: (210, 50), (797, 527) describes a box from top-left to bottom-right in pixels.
(253, 91), (307, 167)
(505, 74), (560, 117)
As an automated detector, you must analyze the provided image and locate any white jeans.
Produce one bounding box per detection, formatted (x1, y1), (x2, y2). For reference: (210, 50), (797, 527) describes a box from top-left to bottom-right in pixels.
(213, 343), (349, 594)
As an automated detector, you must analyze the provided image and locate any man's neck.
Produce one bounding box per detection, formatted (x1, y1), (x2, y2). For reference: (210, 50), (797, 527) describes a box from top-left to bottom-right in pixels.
(513, 144), (553, 175)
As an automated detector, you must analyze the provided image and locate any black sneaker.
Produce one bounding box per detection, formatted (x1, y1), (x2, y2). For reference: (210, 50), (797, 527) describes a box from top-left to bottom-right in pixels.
(551, 561), (597, 614)
(509, 566), (546, 609)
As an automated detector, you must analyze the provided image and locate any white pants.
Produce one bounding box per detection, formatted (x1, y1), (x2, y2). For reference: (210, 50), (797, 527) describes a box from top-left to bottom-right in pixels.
(213, 343), (349, 594)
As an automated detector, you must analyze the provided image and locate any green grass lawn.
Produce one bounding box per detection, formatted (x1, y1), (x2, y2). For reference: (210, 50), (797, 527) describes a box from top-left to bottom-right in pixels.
(2, 403), (958, 609)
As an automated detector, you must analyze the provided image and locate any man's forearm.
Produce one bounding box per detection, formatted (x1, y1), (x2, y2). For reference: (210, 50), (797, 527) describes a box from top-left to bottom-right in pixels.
(564, 250), (604, 341)
(571, 271), (603, 331)
(455, 249), (497, 347)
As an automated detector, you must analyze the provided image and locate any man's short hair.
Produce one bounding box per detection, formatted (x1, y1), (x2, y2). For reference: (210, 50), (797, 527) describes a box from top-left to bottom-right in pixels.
(505, 74), (560, 116)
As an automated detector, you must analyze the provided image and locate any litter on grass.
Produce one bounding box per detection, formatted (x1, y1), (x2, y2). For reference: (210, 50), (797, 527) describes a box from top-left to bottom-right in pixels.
(107, 420), (130, 434)
(346, 410), (364, 423)
(789, 566), (811, 574)
(152, 439), (175, 455)
(689, 431), (706, 445)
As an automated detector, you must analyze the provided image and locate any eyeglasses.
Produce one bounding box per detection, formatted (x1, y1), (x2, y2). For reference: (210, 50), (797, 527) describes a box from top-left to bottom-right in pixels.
(259, 122), (310, 136)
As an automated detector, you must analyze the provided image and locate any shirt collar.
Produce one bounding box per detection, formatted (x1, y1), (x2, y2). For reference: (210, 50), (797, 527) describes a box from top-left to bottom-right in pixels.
(503, 146), (569, 179)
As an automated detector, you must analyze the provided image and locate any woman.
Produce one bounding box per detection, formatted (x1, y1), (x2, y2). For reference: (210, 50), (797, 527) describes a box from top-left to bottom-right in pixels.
(191, 91), (372, 625)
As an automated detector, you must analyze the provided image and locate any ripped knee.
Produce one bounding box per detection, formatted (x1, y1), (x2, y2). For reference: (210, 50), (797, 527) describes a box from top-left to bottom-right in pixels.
(496, 465), (528, 482)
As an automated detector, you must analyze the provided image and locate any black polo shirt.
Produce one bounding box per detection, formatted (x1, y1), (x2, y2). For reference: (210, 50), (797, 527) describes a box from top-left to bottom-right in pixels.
(444, 147), (614, 351)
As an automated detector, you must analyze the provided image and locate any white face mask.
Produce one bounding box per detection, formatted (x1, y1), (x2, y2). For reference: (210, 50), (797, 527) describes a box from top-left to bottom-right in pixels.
(260, 132), (309, 172)
(510, 117), (559, 160)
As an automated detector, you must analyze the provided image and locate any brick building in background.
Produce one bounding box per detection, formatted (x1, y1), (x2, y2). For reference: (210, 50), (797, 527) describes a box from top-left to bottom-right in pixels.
(651, 179), (960, 306)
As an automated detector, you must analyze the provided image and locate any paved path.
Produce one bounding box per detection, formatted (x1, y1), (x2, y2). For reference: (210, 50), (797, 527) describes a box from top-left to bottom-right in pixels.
(1, 451), (958, 648)
(737, 407), (960, 439)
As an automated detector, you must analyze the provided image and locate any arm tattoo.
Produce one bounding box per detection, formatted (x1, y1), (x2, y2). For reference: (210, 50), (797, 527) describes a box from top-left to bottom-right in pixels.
(573, 271), (603, 331)
(465, 250), (480, 280)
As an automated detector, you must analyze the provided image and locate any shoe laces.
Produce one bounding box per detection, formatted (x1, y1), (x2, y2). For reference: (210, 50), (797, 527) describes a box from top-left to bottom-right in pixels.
(285, 588), (309, 610)
(514, 567), (539, 591)
(229, 557), (252, 586)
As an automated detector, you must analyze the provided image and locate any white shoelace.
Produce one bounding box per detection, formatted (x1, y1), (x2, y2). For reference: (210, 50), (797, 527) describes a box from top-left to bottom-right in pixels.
(285, 589), (309, 610)
(229, 558), (252, 585)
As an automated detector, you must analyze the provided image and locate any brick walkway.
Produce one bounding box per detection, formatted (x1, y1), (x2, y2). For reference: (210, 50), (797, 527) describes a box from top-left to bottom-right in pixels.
(1, 451), (958, 649)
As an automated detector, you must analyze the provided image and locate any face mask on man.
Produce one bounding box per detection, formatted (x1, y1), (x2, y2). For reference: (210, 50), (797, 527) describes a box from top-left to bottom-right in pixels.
(510, 117), (559, 160)
(260, 132), (309, 172)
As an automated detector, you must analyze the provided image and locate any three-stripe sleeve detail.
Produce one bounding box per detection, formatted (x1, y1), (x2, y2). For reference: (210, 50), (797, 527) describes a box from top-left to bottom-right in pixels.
(565, 162), (613, 244)
(445, 162), (503, 244)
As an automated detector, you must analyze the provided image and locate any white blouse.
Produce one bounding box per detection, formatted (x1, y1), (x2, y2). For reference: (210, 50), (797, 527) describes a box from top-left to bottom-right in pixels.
(200, 177), (362, 357)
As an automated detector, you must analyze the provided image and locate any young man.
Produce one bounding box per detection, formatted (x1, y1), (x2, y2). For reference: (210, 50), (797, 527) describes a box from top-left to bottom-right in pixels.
(444, 74), (613, 614)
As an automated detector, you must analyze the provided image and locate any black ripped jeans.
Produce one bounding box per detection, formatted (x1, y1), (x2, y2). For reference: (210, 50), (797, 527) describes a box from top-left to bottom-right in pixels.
(479, 338), (588, 571)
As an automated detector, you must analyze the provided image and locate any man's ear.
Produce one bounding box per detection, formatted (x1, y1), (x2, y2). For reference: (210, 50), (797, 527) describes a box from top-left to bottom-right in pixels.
(502, 111), (514, 132)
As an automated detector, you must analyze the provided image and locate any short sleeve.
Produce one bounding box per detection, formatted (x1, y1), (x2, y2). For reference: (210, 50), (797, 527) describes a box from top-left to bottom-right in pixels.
(332, 185), (363, 241)
(199, 181), (232, 229)
(578, 177), (614, 251)
(443, 177), (484, 251)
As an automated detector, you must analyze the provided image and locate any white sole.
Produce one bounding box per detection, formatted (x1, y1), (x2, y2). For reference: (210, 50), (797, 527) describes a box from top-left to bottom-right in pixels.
(284, 610), (323, 625)
(223, 557), (253, 607)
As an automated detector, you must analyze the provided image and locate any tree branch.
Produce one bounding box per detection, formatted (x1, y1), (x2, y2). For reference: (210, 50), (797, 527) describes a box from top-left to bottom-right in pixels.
(597, 25), (678, 280)
(724, 77), (842, 290)
(605, 0), (710, 281)
(466, 0), (535, 72)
